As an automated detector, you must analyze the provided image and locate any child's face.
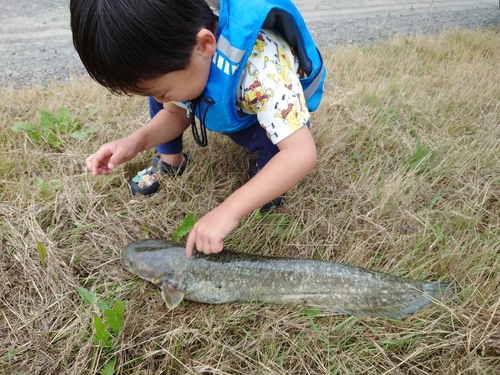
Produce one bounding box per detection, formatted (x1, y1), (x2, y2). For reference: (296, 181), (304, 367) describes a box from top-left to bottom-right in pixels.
(129, 29), (216, 103)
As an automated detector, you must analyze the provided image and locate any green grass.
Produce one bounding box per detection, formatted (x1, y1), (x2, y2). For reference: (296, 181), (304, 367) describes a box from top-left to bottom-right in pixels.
(1, 27), (500, 374)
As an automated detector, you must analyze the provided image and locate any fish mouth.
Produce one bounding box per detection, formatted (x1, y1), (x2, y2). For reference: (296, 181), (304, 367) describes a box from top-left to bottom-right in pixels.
(121, 258), (131, 269)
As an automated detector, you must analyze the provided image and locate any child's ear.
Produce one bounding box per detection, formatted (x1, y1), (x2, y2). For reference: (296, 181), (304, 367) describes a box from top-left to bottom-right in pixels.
(196, 29), (217, 58)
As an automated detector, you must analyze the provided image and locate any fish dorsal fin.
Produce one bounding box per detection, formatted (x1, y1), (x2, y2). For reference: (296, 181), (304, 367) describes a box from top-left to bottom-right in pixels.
(161, 279), (185, 309)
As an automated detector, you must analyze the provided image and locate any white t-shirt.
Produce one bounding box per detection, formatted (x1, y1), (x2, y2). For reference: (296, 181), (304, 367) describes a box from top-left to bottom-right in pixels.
(236, 29), (310, 144)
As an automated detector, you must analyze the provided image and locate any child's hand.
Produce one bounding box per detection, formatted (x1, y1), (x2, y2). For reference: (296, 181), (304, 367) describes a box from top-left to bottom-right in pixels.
(86, 137), (141, 176)
(185, 205), (240, 257)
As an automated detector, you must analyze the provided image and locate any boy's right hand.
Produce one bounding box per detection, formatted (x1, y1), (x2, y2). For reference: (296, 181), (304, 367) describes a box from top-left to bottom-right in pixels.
(86, 137), (141, 176)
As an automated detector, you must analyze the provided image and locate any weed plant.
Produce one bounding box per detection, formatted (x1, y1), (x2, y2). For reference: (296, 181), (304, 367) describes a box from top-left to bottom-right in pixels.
(1, 27), (499, 374)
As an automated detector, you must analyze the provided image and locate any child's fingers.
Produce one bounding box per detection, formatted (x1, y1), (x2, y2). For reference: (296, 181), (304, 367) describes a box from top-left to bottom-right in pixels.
(108, 149), (130, 169)
(185, 231), (195, 258)
(90, 147), (114, 175)
(85, 155), (94, 171)
(86, 154), (105, 176)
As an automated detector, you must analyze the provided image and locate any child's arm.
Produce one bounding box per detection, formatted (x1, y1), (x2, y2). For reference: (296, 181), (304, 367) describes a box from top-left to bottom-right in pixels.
(186, 125), (317, 256)
(86, 102), (190, 176)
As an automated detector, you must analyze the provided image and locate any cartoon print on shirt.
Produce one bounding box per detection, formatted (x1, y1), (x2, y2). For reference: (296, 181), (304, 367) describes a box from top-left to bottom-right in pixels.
(260, 121), (279, 141)
(250, 33), (269, 59)
(237, 29), (310, 144)
(271, 35), (295, 72)
(244, 60), (261, 78)
(241, 70), (275, 113)
(274, 92), (308, 132)
(264, 35), (296, 87)
(265, 55), (293, 87)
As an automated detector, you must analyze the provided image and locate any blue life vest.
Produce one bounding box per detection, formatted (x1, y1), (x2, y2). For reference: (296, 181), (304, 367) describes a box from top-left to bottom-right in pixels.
(190, 0), (326, 138)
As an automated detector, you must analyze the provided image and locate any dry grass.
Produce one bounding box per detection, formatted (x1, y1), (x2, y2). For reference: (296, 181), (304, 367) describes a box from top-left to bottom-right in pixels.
(1, 27), (500, 374)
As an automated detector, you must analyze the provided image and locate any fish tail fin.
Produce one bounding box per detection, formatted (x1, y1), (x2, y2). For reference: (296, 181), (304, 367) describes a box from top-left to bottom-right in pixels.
(424, 280), (456, 299)
(390, 280), (456, 318)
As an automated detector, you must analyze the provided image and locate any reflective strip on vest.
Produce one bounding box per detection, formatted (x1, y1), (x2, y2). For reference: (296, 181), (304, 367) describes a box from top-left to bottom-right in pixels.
(303, 63), (326, 100)
(214, 35), (246, 75)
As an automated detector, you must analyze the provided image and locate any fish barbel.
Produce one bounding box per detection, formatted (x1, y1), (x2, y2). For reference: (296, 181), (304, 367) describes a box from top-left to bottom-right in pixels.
(122, 239), (455, 318)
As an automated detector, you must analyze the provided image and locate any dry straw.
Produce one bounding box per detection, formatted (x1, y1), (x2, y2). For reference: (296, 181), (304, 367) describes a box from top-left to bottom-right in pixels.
(1, 27), (499, 374)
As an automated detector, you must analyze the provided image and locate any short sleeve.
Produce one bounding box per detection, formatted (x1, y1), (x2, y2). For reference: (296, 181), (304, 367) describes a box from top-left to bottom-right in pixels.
(237, 29), (310, 144)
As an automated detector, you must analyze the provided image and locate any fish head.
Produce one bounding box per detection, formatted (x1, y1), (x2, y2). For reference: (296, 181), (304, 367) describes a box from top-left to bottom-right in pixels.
(121, 239), (185, 286)
(122, 239), (189, 309)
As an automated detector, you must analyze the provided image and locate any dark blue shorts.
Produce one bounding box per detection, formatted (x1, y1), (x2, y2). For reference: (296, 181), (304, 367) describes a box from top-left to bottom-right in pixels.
(150, 97), (280, 168)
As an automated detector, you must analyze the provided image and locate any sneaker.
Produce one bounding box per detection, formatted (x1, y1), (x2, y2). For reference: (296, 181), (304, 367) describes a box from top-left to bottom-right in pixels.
(249, 165), (284, 212)
(128, 153), (191, 195)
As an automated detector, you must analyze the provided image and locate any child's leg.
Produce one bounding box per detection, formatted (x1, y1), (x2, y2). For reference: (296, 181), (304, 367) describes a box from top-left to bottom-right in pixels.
(226, 121), (311, 210)
(226, 121), (279, 169)
(226, 121), (282, 210)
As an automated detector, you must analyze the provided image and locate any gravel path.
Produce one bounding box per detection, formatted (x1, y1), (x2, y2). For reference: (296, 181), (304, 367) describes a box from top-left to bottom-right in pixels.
(1, 0), (499, 88)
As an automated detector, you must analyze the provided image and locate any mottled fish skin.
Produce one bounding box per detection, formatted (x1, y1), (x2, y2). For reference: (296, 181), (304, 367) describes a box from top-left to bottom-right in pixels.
(122, 239), (455, 318)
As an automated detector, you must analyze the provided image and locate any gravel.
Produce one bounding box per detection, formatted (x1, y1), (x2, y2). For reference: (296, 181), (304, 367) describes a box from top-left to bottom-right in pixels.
(1, 0), (499, 88)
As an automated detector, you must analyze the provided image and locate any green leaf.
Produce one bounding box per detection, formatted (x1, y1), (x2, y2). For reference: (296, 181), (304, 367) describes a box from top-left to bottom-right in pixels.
(12, 121), (36, 133)
(77, 286), (98, 308)
(172, 214), (195, 241)
(11, 122), (40, 143)
(76, 287), (110, 311)
(103, 300), (126, 336)
(38, 110), (57, 131)
(36, 177), (50, 195)
(59, 107), (70, 122)
(36, 241), (47, 269)
(35, 176), (46, 186)
(68, 118), (79, 133)
(43, 130), (62, 148)
(58, 108), (70, 132)
(96, 299), (111, 312)
(93, 316), (112, 350)
(70, 130), (89, 140)
(102, 357), (116, 375)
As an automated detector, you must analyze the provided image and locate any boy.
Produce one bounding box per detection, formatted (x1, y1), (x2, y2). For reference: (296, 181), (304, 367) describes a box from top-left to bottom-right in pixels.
(70, 0), (325, 257)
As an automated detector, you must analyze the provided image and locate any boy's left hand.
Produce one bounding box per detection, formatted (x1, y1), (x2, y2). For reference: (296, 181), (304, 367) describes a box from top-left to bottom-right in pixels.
(185, 205), (240, 257)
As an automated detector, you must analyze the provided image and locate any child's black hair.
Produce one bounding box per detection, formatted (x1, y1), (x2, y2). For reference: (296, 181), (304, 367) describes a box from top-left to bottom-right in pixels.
(70, 0), (217, 94)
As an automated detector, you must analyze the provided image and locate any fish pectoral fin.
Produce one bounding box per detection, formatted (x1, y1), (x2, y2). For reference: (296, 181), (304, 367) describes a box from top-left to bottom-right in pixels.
(161, 279), (184, 309)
